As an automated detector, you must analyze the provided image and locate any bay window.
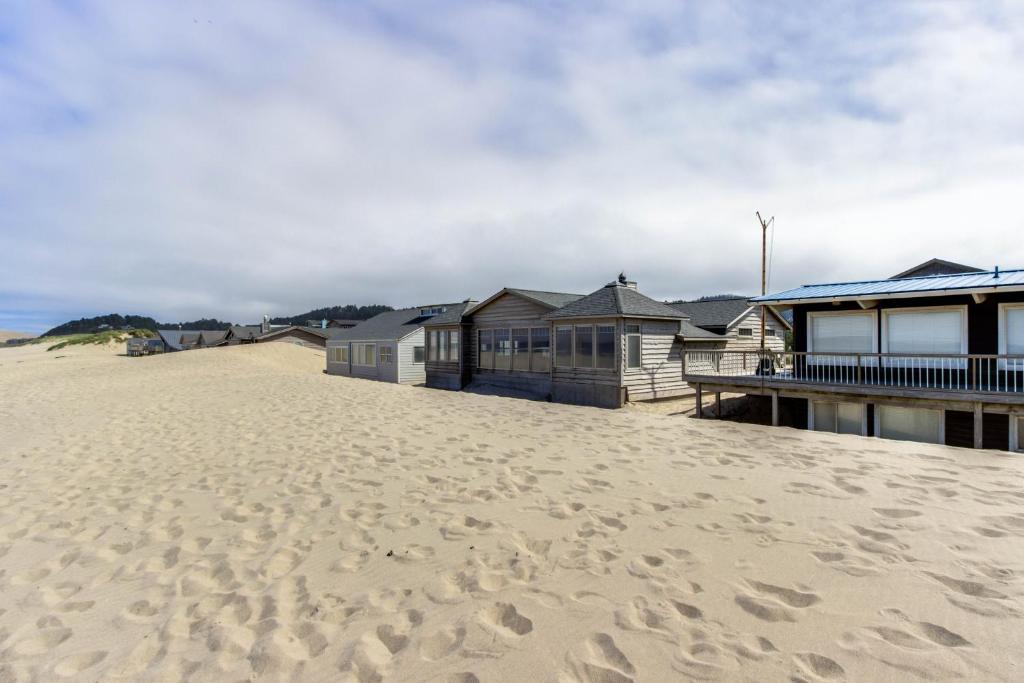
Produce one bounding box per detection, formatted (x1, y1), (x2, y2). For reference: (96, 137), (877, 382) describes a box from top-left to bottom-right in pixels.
(574, 325), (593, 368)
(478, 330), (493, 369)
(531, 328), (550, 372)
(596, 325), (616, 369)
(494, 329), (511, 370)
(555, 327), (573, 368)
(428, 330), (439, 361)
(449, 329), (459, 363)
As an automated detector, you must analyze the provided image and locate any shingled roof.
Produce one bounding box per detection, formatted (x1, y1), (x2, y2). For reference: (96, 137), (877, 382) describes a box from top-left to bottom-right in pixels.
(667, 297), (753, 329)
(327, 304), (465, 343)
(422, 300), (478, 326)
(505, 289), (585, 310)
(544, 281), (686, 321)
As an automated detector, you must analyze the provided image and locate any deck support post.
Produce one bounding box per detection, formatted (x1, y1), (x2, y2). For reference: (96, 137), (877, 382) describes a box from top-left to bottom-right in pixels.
(973, 403), (984, 449)
(715, 392), (722, 418)
(771, 390), (780, 427)
(1011, 414), (1020, 453)
(695, 384), (703, 419)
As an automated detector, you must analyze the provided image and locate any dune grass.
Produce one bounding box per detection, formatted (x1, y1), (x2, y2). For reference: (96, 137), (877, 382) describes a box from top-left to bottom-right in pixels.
(46, 329), (156, 352)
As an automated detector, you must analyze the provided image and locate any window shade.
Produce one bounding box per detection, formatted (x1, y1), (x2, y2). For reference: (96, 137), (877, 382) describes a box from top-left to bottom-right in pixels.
(810, 314), (874, 353)
(886, 310), (963, 354)
(1006, 308), (1024, 354)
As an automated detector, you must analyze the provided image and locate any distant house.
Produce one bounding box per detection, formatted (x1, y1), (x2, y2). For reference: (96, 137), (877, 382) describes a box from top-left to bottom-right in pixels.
(126, 338), (165, 356)
(425, 276), (725, 407)
(225, 325), (262, 344)
(326, 305), (465, 384)
(258, 325), (348, 349)
(327, 319), (361, 328)
(669, 296), (790, 352)
(682, 264), (1024, 452)
(156, 330), (230, 351)
(889, 258), (983, 279)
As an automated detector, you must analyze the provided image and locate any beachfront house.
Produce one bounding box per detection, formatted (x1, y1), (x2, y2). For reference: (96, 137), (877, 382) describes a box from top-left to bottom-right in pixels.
(257, 325), (349, 349)
(426, 276), (725, 408)
(669, 296), (790, 352)
(325, 304), (465, 384)
(681, 264), (1024, 452)
(126, 337), (165, 356)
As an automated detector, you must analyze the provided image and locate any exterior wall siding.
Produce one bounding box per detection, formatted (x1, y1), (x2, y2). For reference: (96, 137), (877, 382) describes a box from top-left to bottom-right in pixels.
(724, 308), (787, 352)
(397, 330), (426, 384)
(621, 319), (686, 400)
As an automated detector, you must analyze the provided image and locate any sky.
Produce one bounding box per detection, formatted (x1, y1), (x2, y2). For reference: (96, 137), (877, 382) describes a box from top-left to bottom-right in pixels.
(2, 1), (1023, 333)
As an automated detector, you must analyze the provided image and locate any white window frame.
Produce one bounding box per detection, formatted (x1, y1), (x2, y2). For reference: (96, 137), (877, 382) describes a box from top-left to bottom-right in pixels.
(448, 328), (459, 364)
(873, 403), (945, 445)
(413, 345), (424, 364)
(998, 303), (1024, 371)
(738, 328), (753, 337)
(340, 346), (349, 363)
(353, 343), (376, 367)
(625, 323), (642, 370)
(807, 309), (878, 366)
(380, 346), (393, 364)
(880, 305), (967, 368)
(807, 401), (867, 436)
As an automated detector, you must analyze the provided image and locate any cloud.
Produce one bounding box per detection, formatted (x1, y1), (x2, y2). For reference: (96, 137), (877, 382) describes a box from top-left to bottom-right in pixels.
(1, 1), (1023, 333)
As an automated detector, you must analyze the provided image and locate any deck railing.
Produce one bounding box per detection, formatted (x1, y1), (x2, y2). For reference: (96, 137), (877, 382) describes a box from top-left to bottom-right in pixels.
(682, 350), (1024, 394)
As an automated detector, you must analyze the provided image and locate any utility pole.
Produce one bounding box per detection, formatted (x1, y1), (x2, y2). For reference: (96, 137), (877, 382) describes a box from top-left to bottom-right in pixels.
(756, 211), (773, 351)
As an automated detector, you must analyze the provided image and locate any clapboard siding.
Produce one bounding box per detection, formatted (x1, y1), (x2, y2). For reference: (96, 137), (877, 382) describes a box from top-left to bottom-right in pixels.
(398, 330), (425, 384)
(725, 308), (786, 352)
(472, 293), (552, 326)
(621, 319), (686, 398)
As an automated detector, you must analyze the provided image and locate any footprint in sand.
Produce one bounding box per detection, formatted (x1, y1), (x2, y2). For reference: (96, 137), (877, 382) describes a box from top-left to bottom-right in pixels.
(734, 580), (820, 623)
(478, 602), (533, 637)
(419, 625), (466, 661)
(794, 652), (845, 680)
(53, 650), (107, 677)
(563, 633), (636, 683)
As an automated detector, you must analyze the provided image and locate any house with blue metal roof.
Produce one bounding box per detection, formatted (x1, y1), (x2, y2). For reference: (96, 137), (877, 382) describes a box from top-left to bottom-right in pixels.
(682, 261), (1024, 452)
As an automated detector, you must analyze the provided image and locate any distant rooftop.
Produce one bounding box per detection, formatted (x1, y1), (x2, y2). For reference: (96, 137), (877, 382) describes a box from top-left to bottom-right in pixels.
(754, 267), (1024, 305)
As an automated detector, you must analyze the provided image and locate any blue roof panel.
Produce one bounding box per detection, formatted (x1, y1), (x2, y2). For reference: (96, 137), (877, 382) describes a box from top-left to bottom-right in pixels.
(754, 268), (1024, 303)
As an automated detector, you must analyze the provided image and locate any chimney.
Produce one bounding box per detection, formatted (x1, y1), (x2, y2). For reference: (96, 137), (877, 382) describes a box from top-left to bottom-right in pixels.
(261, 314), (270, 334)
(321, 318), (327, 329)
(617, 272), (638, 289)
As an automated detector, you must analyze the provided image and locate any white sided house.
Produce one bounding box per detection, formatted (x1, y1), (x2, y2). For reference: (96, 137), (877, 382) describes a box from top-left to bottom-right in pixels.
(325, 305), (462, 385)
(669, 296), (790, 352)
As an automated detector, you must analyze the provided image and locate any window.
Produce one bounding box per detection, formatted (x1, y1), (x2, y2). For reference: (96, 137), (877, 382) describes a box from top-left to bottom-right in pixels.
(420, 306), (447, 316)
(439, 331), (449, 362)
(478, 329), (493, 369)
(413, 346), (424, 363)
(596, 325), (615, 370)
(883, 307), (965, 355)
(811, 401), (864, 435)
(555, 326), (573, 368)
(765, 329), (777, 337)
(494, 329), (511, 370)
(574, 325), (593, 368)
(877, 405), (943, 444)
(738, 328), (753, 337)
(808, 311), (876, 355)
(531, 328), (550, 372)
(511, 328), (530, 371)
(625, 324), (641, 369)
(340, 346), (349, 363)
(354, 343), (376, 366)
(449, 329), (459, 363)
(998, 304), (1024, 370)
(380, 346), (393, 364)
(428, 330), (439, 361)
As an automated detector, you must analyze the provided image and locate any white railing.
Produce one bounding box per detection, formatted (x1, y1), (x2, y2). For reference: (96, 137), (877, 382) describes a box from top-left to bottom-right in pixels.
(682, 350), (1024, 394)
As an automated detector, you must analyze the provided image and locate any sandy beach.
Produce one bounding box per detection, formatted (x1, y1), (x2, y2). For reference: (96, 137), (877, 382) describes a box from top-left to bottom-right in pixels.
(0, 341), (1022, 681)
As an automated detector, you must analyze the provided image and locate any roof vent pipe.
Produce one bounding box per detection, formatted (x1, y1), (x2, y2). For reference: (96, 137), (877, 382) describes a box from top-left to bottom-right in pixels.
(994, 265), (1000, 278)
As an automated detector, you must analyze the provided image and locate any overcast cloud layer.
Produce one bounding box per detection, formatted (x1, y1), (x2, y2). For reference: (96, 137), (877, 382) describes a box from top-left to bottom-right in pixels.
(2, 1), (1023, 333)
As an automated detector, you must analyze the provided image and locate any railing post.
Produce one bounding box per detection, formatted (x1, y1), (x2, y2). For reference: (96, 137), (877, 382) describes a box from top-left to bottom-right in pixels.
(856, 354), (862, 386)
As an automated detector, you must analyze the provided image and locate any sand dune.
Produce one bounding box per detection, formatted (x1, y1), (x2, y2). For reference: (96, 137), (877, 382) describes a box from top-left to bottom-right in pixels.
(0, 341), (1022, 681)
(0, 330), (34, 343)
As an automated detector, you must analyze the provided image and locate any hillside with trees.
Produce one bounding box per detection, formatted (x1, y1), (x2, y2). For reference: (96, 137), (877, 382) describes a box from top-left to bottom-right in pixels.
(271, 304), (393, 325)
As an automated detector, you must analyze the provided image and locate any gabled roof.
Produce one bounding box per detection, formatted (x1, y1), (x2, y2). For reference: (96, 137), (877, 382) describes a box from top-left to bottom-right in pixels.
(422, 300), (478, 327)
(228, 325), (263, 341)
(889, 258), (983, 279)
(544, 281), (685, 320)
(668, 297), (753, 328)
(505, 289), (585, 310)
(677, 320), (726, 340)
(199, 330), (228, 346)
(326, 304), (465, 343)
(754, 267), (1024, 305)
(259, 325), (331, 341)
